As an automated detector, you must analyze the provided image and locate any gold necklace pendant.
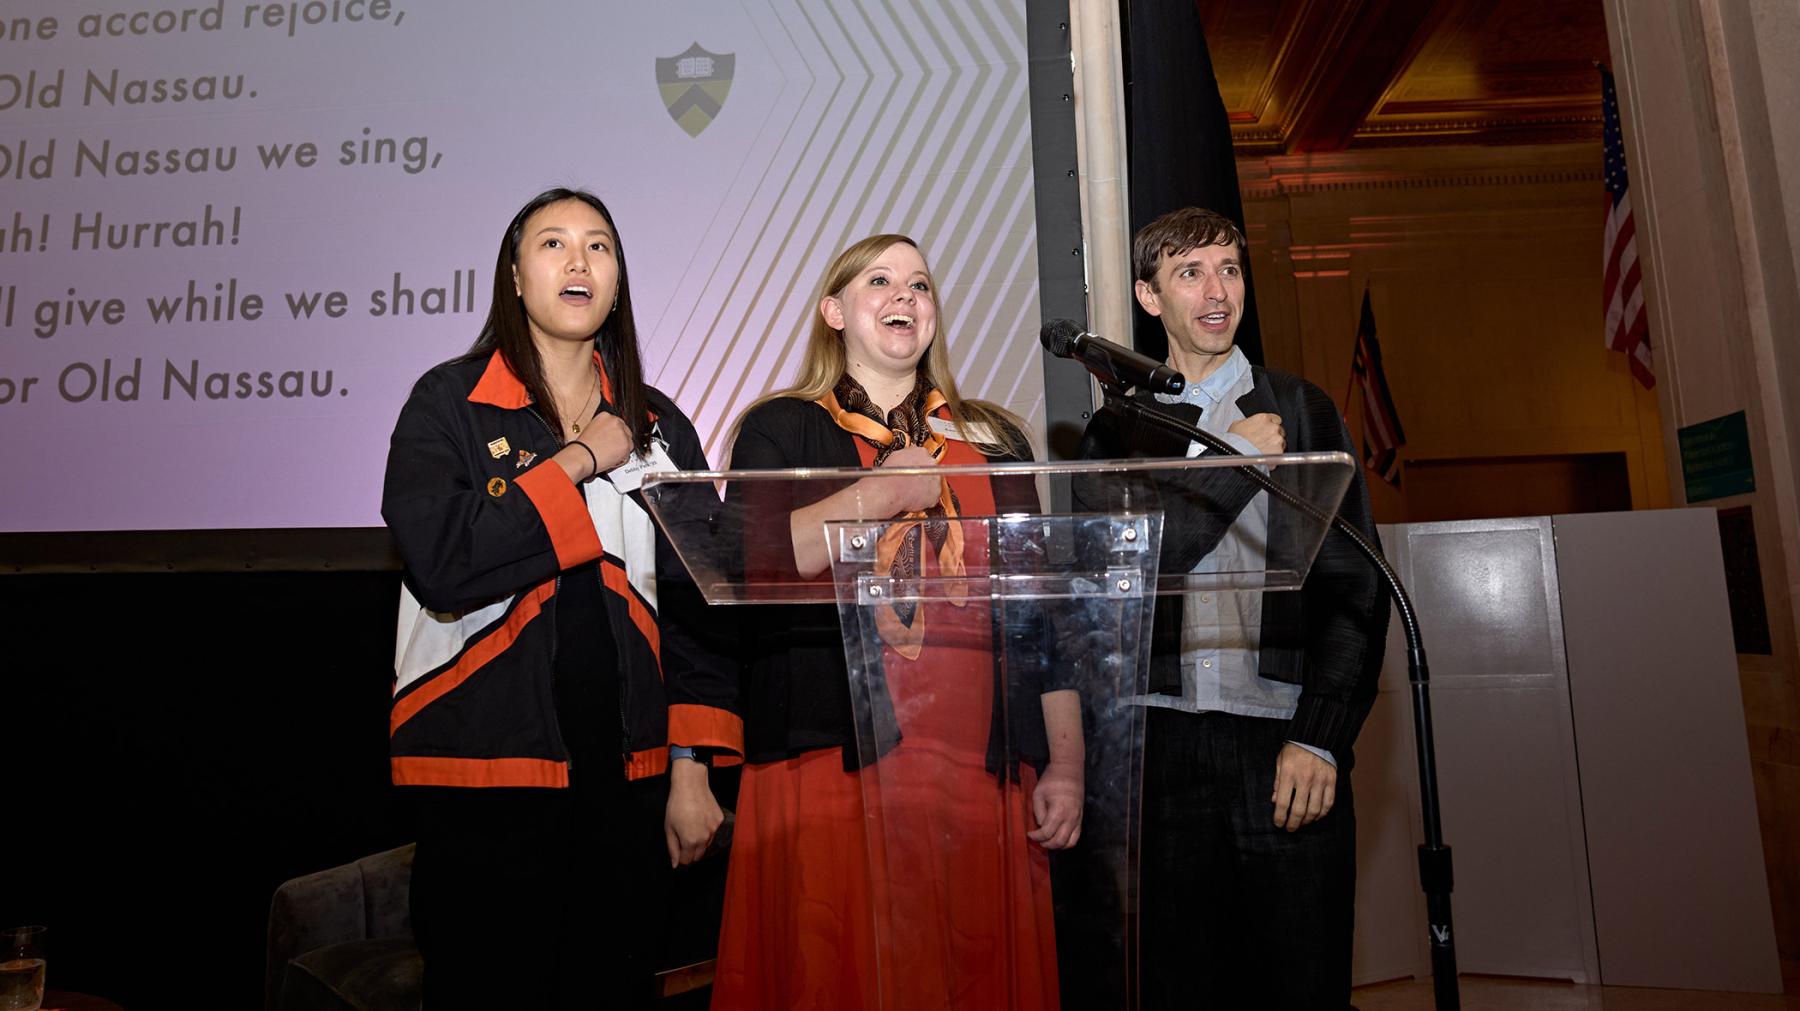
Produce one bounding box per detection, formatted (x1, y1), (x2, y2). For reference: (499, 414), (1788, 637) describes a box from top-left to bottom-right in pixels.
(562, 367), (599, 440)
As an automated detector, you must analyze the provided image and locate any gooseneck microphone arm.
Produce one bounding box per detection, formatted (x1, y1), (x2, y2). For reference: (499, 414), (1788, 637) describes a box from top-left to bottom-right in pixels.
(1091, 379), (1461, 1011)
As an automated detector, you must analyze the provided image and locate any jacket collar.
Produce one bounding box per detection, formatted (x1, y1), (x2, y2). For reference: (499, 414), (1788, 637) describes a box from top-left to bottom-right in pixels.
(1234, 364), (1275, 419)
(467, 349), (613, 409)
(1130, 363), (1272, 419)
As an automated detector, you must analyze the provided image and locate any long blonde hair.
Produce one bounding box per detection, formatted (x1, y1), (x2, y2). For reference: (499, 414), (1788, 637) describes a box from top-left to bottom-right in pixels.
(728, 233), (1029, 460)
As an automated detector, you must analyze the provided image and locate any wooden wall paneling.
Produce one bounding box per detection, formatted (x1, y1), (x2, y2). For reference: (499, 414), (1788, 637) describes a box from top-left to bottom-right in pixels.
(1241, 145), (1670, 524)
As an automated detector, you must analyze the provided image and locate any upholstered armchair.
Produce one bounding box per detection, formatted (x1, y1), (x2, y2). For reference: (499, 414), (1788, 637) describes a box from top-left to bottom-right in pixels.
(265, 844), (421, 1011)
(265, 816), (729, 1011)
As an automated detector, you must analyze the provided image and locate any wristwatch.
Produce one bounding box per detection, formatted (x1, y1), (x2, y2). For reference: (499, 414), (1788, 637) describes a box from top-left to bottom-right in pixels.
(670, 744), (711, 767)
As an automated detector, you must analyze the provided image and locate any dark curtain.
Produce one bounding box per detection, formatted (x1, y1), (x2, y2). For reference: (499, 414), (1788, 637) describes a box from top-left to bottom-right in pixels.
(1124, 0), (1263, 367)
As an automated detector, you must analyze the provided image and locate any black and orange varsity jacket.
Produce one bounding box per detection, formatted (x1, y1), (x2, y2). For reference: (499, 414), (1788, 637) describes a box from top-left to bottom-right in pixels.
(381, 350), (741, 788)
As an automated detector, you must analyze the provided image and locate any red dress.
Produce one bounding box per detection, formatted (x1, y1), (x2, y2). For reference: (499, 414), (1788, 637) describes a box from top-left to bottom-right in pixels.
(712, 438), (1061, 1011)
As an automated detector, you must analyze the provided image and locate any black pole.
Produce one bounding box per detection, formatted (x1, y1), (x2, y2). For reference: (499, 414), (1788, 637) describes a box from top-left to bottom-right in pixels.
(1099, 388), (1460, 1010)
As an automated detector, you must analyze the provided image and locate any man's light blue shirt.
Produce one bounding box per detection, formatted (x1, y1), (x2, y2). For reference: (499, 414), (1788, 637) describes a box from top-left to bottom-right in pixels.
(1134, 346), (1336, 767)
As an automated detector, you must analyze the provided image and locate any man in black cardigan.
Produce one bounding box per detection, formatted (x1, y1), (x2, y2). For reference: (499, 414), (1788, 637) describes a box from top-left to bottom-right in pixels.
(1077, 207), (1388, 1010)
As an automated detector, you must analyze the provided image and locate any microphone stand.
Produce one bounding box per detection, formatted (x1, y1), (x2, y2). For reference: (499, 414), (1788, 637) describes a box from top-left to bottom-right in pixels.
(1099, 386), (1460, 1011)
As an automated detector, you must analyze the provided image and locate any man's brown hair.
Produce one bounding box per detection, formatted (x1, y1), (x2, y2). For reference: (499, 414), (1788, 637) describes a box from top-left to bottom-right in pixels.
(1133, 207), (1246, 288)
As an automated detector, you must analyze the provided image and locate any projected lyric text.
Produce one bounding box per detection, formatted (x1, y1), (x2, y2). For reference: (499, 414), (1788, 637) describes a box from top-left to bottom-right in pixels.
(0, 0), (472, 414)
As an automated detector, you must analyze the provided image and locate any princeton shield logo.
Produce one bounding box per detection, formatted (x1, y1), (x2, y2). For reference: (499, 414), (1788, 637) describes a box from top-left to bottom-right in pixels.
(657, 43), (735, 137)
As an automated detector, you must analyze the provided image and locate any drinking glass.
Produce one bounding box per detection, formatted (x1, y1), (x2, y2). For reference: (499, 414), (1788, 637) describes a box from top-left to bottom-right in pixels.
(0, 926), (45, 1011)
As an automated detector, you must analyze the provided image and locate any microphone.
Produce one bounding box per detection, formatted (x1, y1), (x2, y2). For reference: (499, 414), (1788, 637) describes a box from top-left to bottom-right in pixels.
(1039, 319), (1184, 396)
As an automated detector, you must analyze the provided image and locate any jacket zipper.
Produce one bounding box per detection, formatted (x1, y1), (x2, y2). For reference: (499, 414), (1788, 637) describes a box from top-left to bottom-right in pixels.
(526, 403), (573, 774)
(606, 564), (633, 765)
(528, 401), (636, 776)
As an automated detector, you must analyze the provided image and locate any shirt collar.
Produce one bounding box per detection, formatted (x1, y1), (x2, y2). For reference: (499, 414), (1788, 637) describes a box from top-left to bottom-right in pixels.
(1157, 345), (1249, 407)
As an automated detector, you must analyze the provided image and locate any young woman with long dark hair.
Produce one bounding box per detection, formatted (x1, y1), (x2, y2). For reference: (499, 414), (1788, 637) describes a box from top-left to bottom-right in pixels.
(382, 188), (738, 1008)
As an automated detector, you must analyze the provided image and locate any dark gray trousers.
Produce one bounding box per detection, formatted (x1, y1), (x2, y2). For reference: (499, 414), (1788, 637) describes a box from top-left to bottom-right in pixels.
(1140, 707), (1357, 1011)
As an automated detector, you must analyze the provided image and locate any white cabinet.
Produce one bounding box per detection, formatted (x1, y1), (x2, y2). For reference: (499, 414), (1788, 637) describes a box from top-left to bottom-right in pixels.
(1352, 510), (1781, 993)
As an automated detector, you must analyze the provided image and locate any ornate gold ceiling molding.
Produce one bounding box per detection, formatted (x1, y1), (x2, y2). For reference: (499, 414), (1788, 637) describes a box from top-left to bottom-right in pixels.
(1205, 0), (1360, 151)
(1200, 0), (1611, 155)
(1237, 144), (1601, 198)
(1351, 112), (1602, 147)
(1231, 114), (1604, 155)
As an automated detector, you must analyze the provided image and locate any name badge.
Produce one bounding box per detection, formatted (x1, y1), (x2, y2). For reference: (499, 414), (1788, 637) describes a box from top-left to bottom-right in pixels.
(928, 415), (998, 444)
(605, 441), (677, 493)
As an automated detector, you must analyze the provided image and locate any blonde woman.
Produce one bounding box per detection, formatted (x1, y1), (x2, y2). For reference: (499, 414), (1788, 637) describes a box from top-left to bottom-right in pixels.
(711, 234), (1081, 1010)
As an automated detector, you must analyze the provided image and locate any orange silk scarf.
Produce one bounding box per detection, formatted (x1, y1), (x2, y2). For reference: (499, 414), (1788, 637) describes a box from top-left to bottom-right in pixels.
(815, 382), (966, 660)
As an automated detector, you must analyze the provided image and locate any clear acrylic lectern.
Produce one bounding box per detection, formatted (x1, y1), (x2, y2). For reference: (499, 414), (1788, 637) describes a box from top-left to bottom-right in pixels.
(644, 451), (1353, 1010)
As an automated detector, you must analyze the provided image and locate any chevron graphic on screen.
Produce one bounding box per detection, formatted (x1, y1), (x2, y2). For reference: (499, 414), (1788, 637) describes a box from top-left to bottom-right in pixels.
(656, 43), (735, 137)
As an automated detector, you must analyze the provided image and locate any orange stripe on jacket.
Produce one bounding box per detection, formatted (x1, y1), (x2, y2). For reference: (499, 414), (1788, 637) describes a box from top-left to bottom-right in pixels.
(669, 704), (745, 754)
(391, 756), (568, 788)
(516, 464), (603, 570)
(391, 581), (556, 733)
(625, 746), (669, 780)
(601, 559), (661, 665)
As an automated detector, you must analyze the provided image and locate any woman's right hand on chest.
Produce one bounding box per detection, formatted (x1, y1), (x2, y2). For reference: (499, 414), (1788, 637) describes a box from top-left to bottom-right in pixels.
(578, 412), (635, 475)
(873, 444), (941, 514)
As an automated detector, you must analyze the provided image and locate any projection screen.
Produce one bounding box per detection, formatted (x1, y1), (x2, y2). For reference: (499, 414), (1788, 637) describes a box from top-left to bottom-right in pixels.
(0, 0), (1047, 531)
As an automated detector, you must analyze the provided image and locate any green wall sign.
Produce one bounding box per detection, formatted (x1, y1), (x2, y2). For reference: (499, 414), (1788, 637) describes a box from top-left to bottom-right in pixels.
(1678, 410), (1755, 502)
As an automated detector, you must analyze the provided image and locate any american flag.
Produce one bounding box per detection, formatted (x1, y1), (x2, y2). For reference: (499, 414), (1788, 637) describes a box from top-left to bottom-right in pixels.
(1350, 290), (1406, 486)
(1602, 66), (1654, 388)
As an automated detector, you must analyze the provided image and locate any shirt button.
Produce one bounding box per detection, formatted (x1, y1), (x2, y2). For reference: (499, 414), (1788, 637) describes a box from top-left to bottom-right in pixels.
(1202, 659), (1213, 668)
